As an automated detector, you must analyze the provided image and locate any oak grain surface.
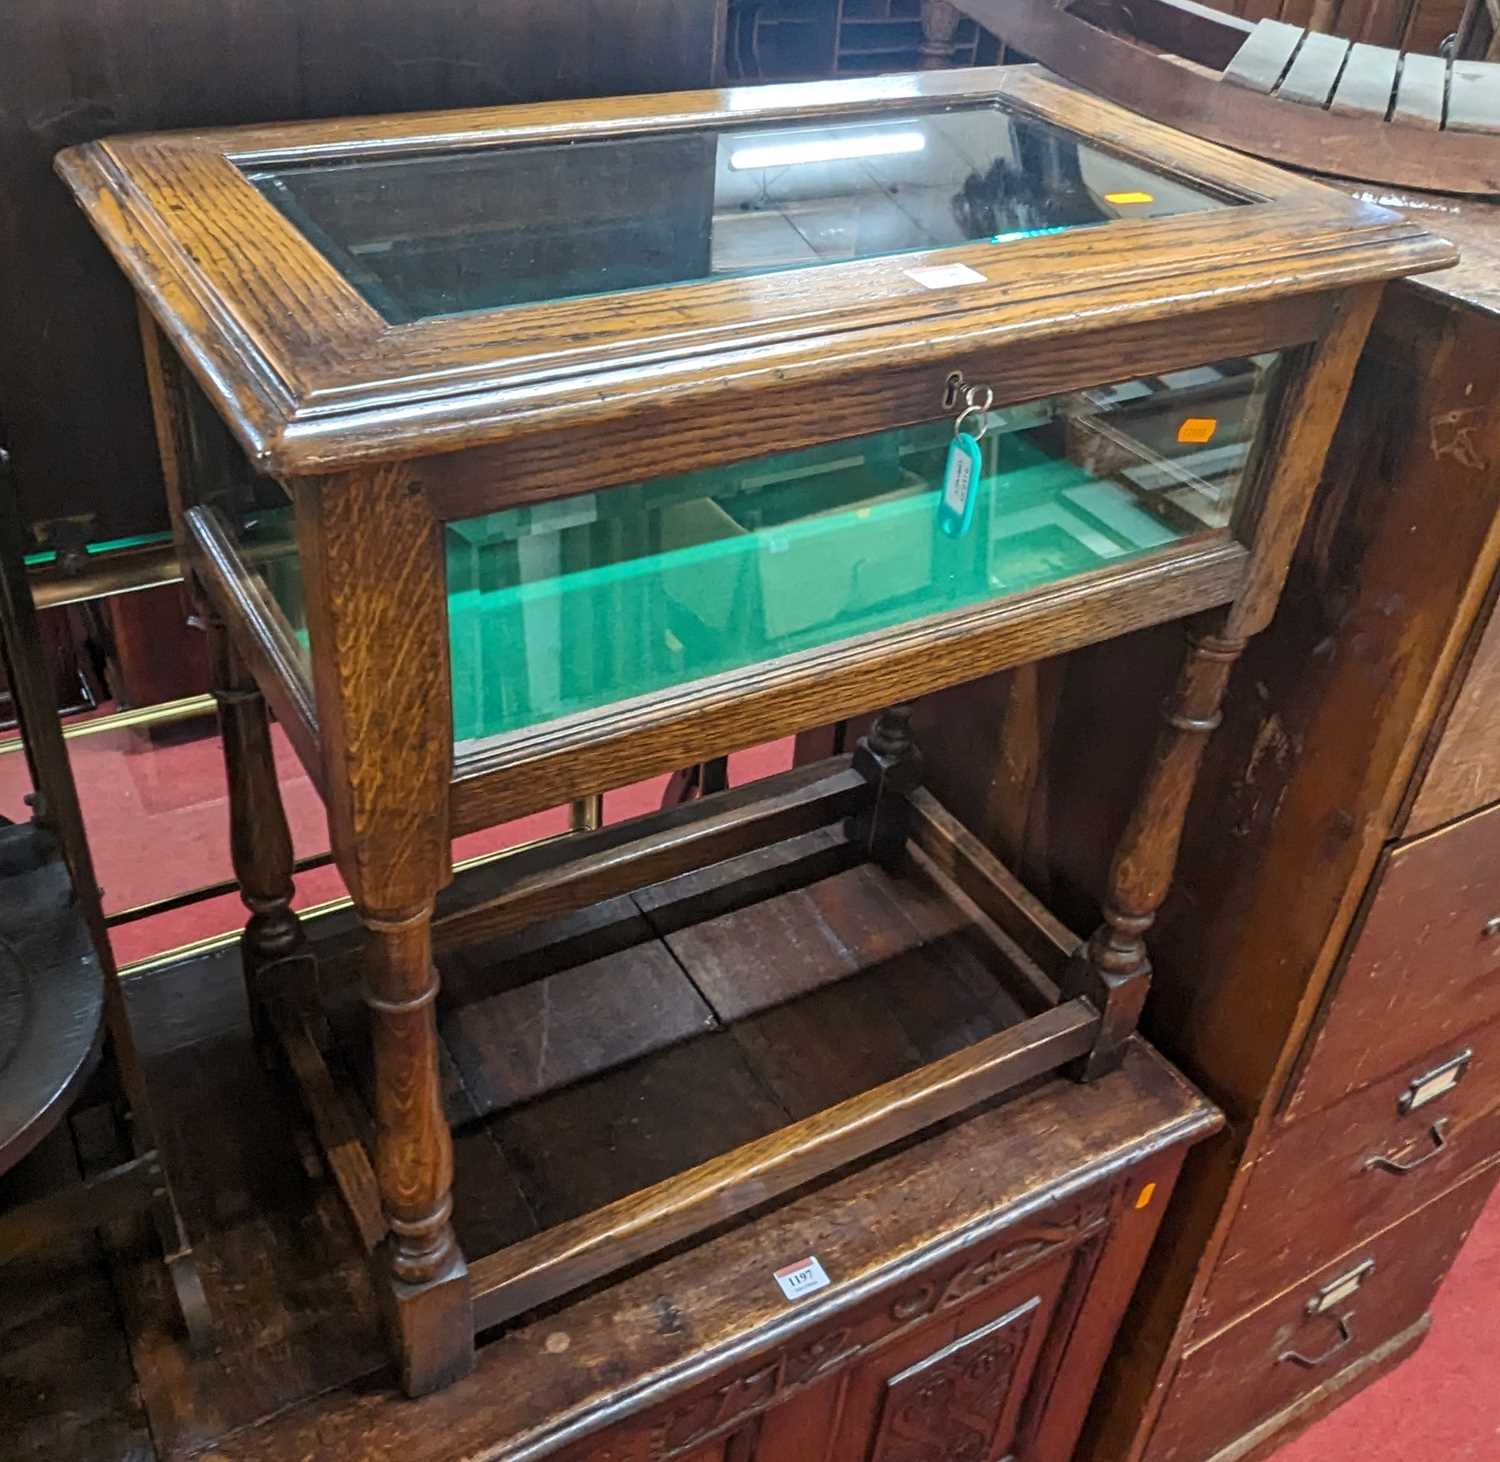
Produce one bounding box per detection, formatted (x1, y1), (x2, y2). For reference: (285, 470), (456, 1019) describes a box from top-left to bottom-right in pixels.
(203, 1039), (1216, 1462)
(55, 66), (1454, 476)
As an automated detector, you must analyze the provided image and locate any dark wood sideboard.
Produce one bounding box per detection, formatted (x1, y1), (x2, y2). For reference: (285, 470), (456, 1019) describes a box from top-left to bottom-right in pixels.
(186, 1033), (1217, 1462)
(896, 189), (1500, 1461)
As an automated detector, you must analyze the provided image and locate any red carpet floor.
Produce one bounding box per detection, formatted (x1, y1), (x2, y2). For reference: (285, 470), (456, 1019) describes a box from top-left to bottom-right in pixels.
(2, 712), (1495, 1457)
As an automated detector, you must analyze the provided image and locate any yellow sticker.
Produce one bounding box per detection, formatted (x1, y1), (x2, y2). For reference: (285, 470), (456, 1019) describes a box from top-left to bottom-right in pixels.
(1135, 1182), (1157, 1210)
(1106, 191), (1155, 205)
(1177, 417), (1218, 445)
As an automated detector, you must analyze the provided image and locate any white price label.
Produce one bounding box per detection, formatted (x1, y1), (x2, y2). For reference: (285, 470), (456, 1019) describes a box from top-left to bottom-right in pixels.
(773, 1255), (831, 1302)
(905, 262), (987, 290)
(943, 442), (975, 515)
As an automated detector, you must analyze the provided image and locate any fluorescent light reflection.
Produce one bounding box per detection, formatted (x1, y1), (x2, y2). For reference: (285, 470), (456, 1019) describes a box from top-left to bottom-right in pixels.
(728, 129), (926, 171)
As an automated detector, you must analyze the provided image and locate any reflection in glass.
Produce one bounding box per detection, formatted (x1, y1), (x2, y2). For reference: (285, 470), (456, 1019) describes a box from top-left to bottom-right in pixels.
(245, 103), (1236, 324)
(222, 486), (310, 677)
(446, 353), (1282, 748)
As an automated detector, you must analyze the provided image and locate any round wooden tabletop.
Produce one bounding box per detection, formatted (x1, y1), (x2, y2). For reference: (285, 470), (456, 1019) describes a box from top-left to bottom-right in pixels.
(0, 836), (105, 1176)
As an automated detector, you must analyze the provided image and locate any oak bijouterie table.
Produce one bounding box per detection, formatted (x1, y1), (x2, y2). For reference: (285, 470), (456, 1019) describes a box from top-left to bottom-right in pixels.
(59, 64), (1450, 1437)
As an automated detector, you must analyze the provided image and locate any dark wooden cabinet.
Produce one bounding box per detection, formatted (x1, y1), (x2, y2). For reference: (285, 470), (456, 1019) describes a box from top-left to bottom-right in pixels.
(1148, 1163), (1498, 1462)
(902, 189), (1500, 1460)
(564, 1241), (1074, 1462)
(197, 1039), (1217, 1462)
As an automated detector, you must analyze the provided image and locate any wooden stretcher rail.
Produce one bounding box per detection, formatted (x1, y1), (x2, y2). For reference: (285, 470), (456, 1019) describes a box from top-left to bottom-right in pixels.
(271, 1001), (387, 1254)
(467, 996), (1101, 1331)
(908, 787), (1082, 974)
(436, 766), (871, 949)
(904, 842), (1063, 1017)
(294, 757), (1103, 1341)
(316, 760), (871, 984)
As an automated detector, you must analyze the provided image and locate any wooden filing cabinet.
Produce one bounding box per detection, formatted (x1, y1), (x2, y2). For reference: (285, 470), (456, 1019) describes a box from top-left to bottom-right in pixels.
(896, 189), (1500, 1460)
(1283, 801), (1500, 1121)
(1201, 1013), (1500, 1332)
(1149, 1165), (1498, 1461)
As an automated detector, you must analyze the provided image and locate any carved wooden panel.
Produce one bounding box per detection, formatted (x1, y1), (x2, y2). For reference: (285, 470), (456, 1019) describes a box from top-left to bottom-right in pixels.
(869, 1297), (1039, 1462)
(559, 1190), (1113, 1462)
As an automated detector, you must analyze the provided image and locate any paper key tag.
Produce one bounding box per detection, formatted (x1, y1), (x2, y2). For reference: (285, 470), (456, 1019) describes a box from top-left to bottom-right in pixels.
(939, 432), (983, 538)
(774, 1255), (831, 1302)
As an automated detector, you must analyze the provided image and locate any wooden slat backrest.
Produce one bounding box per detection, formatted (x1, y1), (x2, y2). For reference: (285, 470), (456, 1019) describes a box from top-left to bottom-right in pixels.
(1392, 50), (1448, 125)
(1277, 30), (1353, 102)
(1329, 42), (1401, 114)
(1223, 19), (1307, 90)
(1446, 58), (1500, 130)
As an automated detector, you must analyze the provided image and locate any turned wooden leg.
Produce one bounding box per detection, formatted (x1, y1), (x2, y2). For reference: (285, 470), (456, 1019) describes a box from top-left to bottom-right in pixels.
(850, 703), (924, 869)
(919, 0), (963, 67)
(363, 900), (473, 1395)
(207, 616), (308, 1047)
(1064, 618), (1245, 1079)
(297, 461), (469, 1392)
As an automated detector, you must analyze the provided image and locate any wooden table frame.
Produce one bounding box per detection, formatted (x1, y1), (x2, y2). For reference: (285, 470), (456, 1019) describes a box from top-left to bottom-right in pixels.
(57, 65), (1452, 1396)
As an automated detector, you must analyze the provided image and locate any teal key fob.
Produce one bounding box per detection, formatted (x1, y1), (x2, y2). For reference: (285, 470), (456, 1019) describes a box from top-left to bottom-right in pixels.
(939, 430), (983, 538)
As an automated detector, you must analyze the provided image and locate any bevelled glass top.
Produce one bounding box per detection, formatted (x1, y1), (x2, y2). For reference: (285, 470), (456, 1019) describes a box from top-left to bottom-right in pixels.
(243, 102), (1237, 324)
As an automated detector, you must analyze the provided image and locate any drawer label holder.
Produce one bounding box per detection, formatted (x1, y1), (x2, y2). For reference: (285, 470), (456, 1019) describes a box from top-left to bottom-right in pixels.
(1398, 1049), (1472, 1115)
(1306, 1258), (1374, 1315)
(1280, 1259), (1374, 1370)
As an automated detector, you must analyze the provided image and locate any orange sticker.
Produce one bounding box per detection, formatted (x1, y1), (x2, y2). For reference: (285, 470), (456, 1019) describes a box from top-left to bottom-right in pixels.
(1135, 1182), (1158, 1210)
(1106, 190), (1155, 205)
(1177, 417), (1218, 445)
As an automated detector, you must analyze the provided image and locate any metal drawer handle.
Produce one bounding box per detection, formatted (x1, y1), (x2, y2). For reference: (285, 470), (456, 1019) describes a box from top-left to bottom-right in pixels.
(1279, 1312), (1354, 1369)
(1365, 1117), (1450, 1175)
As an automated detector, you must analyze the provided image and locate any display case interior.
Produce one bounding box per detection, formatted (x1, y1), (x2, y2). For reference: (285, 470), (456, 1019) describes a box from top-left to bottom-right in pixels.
(227, 350), (1283, 750)
(243, 100), (1230, 323)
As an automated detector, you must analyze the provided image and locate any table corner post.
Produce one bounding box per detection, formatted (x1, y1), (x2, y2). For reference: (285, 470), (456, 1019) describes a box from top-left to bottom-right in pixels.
(299, 462), (474, 1393)
(1063, 616), (1245, 1079)
(204, 609), (310, 1052)
(365, 898), (474, 1396)
(849, 703), (924, 869)
(1065, 283), (1382, 1079)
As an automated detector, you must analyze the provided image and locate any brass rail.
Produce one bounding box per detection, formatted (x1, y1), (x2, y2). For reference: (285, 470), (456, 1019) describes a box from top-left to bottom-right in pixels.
(117, 827), (576, 978)
(0, 693), (214, 755)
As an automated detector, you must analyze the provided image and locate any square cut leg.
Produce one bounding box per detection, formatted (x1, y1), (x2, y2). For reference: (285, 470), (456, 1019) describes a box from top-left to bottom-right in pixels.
(379, 1244), (474, 1397)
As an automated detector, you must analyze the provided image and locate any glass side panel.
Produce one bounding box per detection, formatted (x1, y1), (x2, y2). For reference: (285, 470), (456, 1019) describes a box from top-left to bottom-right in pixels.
(447, 353), (1283, 749)
(244, 102), (1239, 324)
(228, 484), (310, 675)
(170, 363), (314, 684)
